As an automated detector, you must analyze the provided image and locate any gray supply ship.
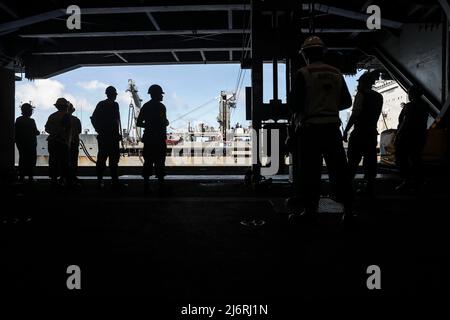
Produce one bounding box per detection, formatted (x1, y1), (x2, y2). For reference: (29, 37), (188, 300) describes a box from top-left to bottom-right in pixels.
(18, 80), (254, 167)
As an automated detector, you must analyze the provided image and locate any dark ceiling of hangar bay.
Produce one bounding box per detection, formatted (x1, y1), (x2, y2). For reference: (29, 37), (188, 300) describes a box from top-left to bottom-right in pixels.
(0, 0), (442, 24)
(0, 0), (444, 78)
(0, 0), (248, 21)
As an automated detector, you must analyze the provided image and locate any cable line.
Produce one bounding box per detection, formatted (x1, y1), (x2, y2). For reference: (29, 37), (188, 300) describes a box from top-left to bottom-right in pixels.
(169, 97), (217, 125)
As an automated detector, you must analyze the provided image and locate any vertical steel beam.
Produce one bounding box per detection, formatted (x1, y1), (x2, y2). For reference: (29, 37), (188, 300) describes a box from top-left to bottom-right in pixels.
(251, 0), (262, 178)
(444, 15), (449, 103)
(437, 15), (450, 122)
(438, 0), (450, 20)
(0, 68), (16, 181)
(285, 58), (290, 96)
(272, 58), (278, 100)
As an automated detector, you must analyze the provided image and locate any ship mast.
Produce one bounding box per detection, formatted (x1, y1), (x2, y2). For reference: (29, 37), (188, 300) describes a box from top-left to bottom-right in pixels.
(217, 91), (236, 143)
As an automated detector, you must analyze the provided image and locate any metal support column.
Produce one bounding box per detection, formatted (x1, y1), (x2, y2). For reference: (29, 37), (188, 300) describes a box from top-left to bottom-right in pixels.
(436, 13), (450, 124)
(250, 0), (263, 182)
(272, 58), (278, 101)
(0, 67), (16, 182)
(251, 60), (263, 180)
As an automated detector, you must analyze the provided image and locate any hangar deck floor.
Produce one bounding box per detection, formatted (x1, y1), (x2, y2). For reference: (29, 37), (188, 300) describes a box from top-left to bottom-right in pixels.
(1, 175), (449, 306)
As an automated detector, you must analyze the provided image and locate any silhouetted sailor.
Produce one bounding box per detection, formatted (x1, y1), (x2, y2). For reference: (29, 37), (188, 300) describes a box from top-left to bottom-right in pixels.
(68, 102), (82, 184)
(343, 72), (383, 196)
(91, 86), (123, 189)
(395, 86), (429, 192)
(137, 84), (169, 192)
(45, 98), (71, 187)
(15, 103), (40, 182)
(288, 36), (354, 222)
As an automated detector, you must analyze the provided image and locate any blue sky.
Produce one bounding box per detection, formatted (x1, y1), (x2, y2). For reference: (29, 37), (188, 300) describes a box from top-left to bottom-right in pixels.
(15, 64), (363, 132)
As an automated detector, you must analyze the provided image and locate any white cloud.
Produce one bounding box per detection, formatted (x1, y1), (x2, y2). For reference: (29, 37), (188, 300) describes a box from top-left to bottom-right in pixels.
(77, 80), (108, 91)
(16, 79), (94, 112)
(117, 90), (134, 107)
(65, 93), (95, 112)
(16, 79), (65, 110)
(75, 80), (135, 107)
(15, 79), (97, 131)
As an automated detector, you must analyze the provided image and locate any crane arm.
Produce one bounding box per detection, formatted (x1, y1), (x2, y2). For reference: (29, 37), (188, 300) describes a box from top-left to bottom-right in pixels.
(126, 79), (142, 116)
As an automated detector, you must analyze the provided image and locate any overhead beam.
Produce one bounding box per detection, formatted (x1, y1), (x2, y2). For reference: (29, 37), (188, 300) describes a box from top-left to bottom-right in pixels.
(171, 51), (180, 62)
(0, 3), (19, 18)
(0, 28), (18, 36)
(114, 53), (128, 63)
(0, 9), (65, 33)
(20, 29), (250, 38)
(303, 3), (403, 29)
(4, 3), (394, 36)
(145, 12), (161, 30)
(79, 5), (250, 15)
(228, 10), (233, 29)
(420, 5), (439, 20)
(421, 6), (439, 20)
(406, 4), (425, 17)
(2, 3), (403, 36)
(33, 47), (251, 55)
(300, 28), (375, 33)
(31, 46), (351, 56)
(28, 60), (246, 78)
(438, 0), (450, 20)
(0, 5), (250, 34)
(349, 0), (373, 39)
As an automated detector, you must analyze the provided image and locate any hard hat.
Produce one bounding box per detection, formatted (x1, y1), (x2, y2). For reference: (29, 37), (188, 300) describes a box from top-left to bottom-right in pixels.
(54, 97), (69, 108)
(105, 86), (117, 95)
(300, 36), (325, 52)
(20, 103), (34, 111)
(148, 84), (165, 95)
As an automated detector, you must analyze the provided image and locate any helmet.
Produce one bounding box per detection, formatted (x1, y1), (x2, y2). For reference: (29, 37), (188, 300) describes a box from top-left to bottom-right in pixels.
(105, 86), (117, 95)
(300, 36), (325, 52)
(20, 103), (34, 112)
(148, 84), (164, 95)
(54, 97), (69, 109)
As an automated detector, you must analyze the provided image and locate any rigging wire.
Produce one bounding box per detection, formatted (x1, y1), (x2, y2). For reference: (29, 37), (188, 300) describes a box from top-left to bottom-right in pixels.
(169, 97), (217, 125)
(79, 139), (97, 164)
(234, 5), (252, 98)
(236, 69), (247, 103)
